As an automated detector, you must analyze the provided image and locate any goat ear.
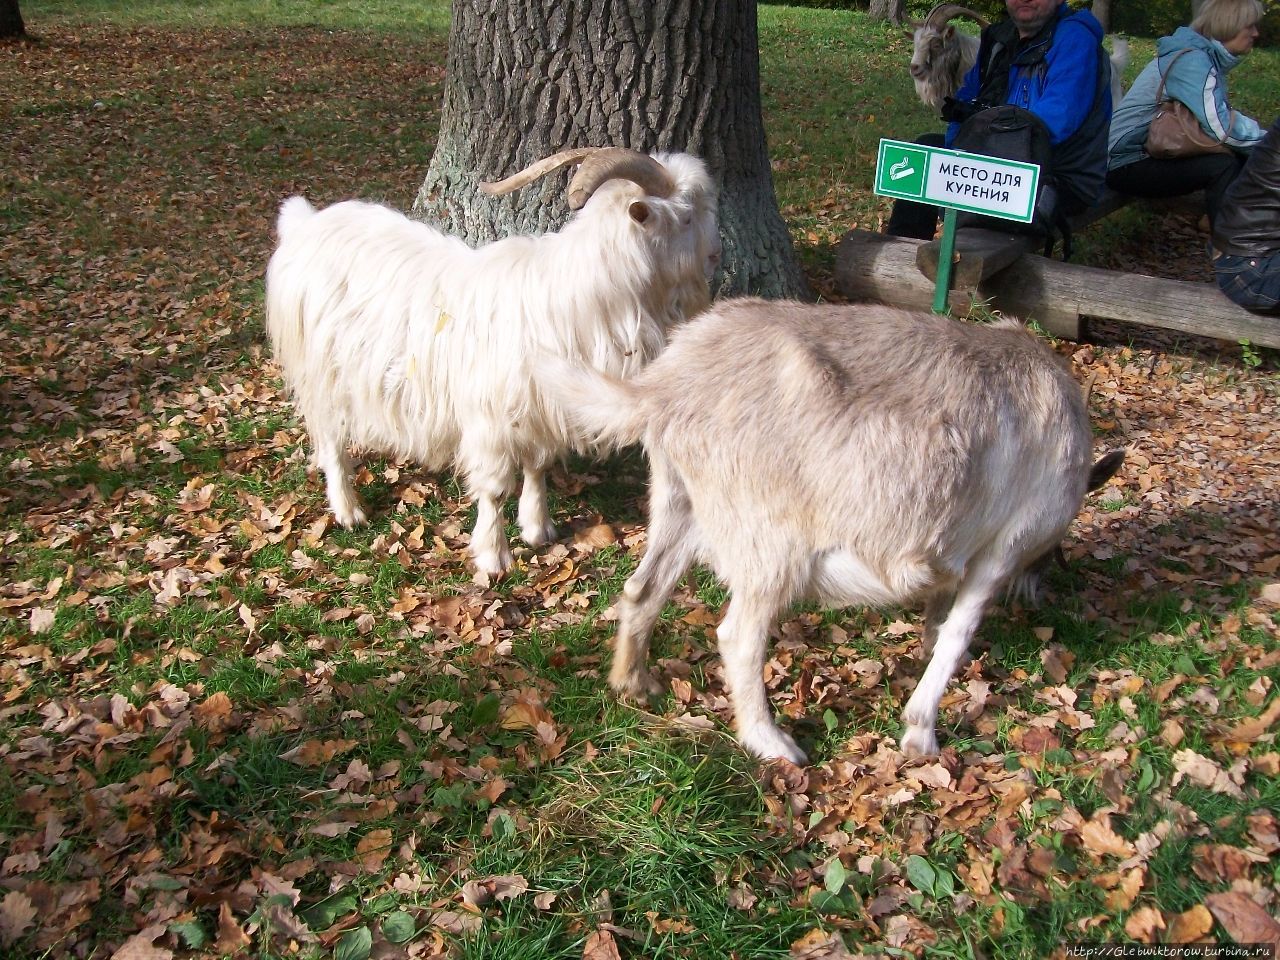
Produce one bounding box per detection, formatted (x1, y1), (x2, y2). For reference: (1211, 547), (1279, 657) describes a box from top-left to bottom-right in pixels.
(1087, 449), (1126, 492)
(943, 24), (956, 38)
(628, 200), (652, 224)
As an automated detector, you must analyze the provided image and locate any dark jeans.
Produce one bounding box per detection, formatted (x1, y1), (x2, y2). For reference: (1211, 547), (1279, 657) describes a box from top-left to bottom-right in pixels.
(1212, 246), (1280, 314)
(885, 133), (947, 240)
(1106, 152), (1247, 226)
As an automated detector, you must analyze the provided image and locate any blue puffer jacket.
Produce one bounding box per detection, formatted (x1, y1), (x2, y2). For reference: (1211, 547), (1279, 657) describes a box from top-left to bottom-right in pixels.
(1109, 26), (1264, 170)
(945, 3), (1111, 209)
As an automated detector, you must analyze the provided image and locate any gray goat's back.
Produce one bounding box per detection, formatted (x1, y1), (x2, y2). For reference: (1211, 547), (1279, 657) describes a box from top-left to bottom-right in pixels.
(632, 299), (1093, 582)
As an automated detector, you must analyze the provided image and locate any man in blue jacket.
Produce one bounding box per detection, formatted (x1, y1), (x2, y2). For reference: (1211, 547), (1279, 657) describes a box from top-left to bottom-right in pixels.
(886, 0), (1112, 240)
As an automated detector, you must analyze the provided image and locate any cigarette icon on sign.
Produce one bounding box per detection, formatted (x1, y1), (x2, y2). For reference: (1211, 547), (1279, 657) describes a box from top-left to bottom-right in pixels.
(889, 158), (916, 181)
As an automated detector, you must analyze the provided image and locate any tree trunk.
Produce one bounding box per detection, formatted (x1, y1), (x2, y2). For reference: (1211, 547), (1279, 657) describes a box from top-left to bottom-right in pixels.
(868, 0), (906, 26)
(1092, 0), (1111, 32)
(0, 0), (26, 39)
(413, 0), (810, 300)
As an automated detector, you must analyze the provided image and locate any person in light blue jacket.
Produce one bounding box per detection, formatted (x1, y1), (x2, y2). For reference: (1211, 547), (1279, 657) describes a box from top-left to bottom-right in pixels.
(1107, 0), (1265, 225)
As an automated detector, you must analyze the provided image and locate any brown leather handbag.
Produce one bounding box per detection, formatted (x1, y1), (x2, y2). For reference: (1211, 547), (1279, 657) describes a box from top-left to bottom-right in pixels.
(1145, 49), (1235, 159)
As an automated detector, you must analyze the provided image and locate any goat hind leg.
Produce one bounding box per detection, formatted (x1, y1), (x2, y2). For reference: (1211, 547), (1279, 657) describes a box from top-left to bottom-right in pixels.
(718, 593), (805, 763)
(313, 432), (366, 528)
(901, 564), (1005, 756)
(517, 464), (557, 548)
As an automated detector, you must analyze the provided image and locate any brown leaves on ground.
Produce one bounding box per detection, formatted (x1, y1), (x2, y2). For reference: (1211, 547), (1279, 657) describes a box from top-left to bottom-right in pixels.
(4, 13), (1280, 960)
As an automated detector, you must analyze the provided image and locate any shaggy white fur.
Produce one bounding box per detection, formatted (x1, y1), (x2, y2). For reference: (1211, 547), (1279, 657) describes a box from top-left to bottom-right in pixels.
(265, 152), (718, 576)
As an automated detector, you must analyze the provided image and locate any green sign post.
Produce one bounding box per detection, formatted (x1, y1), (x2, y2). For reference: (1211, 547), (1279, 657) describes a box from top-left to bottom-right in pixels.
(874, 138), (1041, 314)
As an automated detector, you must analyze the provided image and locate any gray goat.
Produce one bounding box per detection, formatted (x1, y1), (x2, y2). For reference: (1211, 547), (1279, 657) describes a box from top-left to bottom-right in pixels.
(544, 300), (1123, 763)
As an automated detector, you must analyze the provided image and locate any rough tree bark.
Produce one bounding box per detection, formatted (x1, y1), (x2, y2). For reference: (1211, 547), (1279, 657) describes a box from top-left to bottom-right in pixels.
(1092, 0), (1111, 32)
(868, 0), (907, 26)
(413, 0), (810, 300)
(0, 0), (26, 39)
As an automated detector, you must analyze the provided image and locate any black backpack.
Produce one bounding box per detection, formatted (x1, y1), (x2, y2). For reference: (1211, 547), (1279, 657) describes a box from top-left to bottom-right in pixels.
(952, 104), (1070, 258)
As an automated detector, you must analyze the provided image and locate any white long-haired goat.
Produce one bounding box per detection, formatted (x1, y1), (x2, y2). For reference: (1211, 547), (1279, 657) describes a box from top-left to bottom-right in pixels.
(543, 300), (1124, 764)
(908, 5), (1129, 113)
(265, 147), (720, 577)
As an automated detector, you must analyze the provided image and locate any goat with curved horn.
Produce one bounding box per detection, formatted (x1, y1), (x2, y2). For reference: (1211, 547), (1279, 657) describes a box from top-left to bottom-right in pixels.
(922, 3), (989, 30)
(478, 147), (597, 197)
(480, 147), (677, 210)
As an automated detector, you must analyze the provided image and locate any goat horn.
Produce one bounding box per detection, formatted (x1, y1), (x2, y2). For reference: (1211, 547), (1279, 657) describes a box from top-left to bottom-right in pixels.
(923, 3), (989, 30)
(478, 147), (599, 197)
(565, 147), (675, 211)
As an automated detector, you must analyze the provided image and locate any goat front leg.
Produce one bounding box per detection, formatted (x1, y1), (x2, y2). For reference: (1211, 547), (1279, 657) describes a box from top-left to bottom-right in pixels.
(901, 565), (1003, 756)
(718, 594), (805, 764)
(517, 465), (557, 548)
(610, 458), (695, 700)
(314, 431), (366, 528)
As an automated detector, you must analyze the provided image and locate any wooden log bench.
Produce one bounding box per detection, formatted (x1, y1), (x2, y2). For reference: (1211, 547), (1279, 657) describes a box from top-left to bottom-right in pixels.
(834, 190), (1280, 349)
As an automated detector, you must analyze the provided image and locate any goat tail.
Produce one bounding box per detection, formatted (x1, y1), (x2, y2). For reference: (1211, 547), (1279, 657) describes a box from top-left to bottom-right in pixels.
(538, 353), (649, 450)
(276, 196), (316, 241)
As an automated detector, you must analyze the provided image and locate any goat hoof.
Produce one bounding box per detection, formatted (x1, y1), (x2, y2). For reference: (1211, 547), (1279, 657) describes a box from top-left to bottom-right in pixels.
(610, 668), (664, 701)
(900, 726), (939, 758)
(472, 547), (513, 580)
(741, 726), (808, 765)
(332, 504), (368, 528)
(521, 521), (558, 548)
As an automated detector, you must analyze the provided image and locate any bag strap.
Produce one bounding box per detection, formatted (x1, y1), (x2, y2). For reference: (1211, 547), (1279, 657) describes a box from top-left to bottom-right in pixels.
(1153, 47), (1237, 139)
(1154, 48), (1191, 103)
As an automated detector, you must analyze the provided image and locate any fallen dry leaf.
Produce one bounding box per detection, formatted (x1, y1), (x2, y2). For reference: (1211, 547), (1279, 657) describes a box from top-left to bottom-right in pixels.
(356, 828), (394, 872)
(1166, 904), (1214, 943)
(279, 738), (358, 766)
(1081, 814), (1137, 859)
(1124, 905), (1165, 943)
(790, 927), (857, 959)
(215, 902), (251, 954)
(1171, 749), (1244, 797)
(110, 924), (173, 960)
(1205, 892), (1280, 948)
(582, 928), (623, 960)
(0, 890), (37, 947)
(461, 874), (528, 910)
